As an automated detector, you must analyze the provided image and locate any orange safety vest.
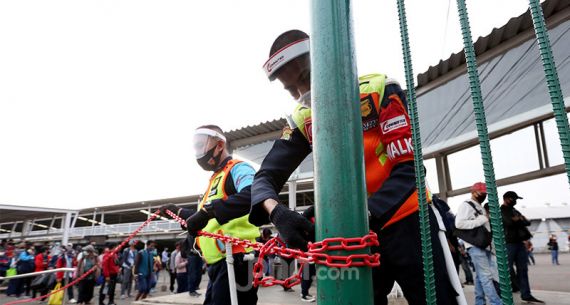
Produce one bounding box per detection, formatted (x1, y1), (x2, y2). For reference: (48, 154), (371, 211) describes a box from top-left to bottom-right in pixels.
(197, 159), (260, 264)
(289, 74), (428, 228)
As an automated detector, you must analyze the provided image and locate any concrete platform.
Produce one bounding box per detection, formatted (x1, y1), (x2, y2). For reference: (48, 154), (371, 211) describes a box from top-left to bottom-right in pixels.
(134, 286), (570, 305)
(2, 253), (567, 304)
(136, 253), (570, 305)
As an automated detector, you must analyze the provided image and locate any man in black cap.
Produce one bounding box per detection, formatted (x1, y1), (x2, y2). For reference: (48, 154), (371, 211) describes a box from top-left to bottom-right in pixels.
(500, 191), (543, 303)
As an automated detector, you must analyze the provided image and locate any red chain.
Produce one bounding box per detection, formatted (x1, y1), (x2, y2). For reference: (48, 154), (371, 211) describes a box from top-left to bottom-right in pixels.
(8, 208), (380, 305)
(165, 209), (380, 288)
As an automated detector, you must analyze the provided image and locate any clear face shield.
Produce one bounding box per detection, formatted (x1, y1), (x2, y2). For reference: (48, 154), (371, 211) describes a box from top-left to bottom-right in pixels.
(193, 128), (227, 159)
(193, 134), (217, 159)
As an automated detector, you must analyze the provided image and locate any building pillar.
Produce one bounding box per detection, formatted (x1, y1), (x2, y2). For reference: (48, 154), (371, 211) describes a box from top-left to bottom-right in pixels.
(288, 181), (297, 210)
(62, 212), (72, 245)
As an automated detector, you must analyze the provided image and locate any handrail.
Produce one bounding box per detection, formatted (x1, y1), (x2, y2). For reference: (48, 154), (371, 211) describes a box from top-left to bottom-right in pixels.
(0, 268), (75, 280)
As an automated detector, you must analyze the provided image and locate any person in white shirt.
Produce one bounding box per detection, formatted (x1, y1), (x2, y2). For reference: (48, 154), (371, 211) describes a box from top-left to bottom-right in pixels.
(161, 248), (169, 269)
(455, 182), (501, 305)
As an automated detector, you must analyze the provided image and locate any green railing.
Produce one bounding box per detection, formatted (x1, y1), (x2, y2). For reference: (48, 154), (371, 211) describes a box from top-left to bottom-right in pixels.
(396, 1), (436, 304)
(310, 0), (567, 304)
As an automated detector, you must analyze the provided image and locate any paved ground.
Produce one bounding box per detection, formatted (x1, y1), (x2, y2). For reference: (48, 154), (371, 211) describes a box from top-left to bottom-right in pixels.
(1, 253), (568, 305)
(455, 251), (569, 293)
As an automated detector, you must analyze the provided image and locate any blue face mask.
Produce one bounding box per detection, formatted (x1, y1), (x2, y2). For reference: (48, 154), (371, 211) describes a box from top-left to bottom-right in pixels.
(151, 249), (157, 256)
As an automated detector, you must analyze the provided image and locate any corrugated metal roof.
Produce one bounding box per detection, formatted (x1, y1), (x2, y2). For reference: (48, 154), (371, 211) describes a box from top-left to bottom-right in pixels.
(226, 118), (287, 144)
(417, 0), (569, 88)
(225, 0), (569, 147)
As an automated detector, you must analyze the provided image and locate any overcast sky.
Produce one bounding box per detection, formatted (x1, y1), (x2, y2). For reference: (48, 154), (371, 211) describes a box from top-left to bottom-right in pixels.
(1, 0), (567, 211)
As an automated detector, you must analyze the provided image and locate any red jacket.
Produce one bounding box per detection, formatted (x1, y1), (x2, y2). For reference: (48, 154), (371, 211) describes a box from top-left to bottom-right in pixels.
(35, 253), (49, 272)
(55, 255), (65, 280)
(55, 254), (77, 281)
(101, 252), (120, 278)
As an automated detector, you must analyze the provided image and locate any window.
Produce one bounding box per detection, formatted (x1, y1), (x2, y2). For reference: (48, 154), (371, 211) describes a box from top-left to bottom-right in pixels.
(448, 145), (485, 189)
(489, 126), (539, 179)
(543, 117), (567, 166)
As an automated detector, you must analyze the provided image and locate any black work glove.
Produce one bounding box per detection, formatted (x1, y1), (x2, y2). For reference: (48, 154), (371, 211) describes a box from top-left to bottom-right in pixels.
(270, 204), (315, 251)
(160, 204), (179, 217)
(186, 208), (213, 235)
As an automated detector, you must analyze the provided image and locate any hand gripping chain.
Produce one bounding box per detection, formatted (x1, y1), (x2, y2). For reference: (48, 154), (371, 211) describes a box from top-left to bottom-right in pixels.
(165, 209), (380, 288)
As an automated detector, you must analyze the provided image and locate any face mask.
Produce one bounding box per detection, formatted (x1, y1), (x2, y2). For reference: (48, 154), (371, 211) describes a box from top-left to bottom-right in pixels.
(152, 250), (157, 256)
(296, 90), (311, 108)
(197, 146), (221, 171)
(475, 194), (487, 203)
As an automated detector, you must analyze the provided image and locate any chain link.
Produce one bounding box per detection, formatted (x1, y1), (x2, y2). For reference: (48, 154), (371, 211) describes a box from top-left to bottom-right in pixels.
(9, 207), (381, 305)
(165, 209), (380, 288)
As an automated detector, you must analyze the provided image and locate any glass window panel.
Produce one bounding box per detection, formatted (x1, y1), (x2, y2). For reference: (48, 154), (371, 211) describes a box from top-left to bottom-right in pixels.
(543, 118), (565, 166)
(424, 158), (439, 194)
(489, 126), (539, 179)
(448, 145), (485, 190)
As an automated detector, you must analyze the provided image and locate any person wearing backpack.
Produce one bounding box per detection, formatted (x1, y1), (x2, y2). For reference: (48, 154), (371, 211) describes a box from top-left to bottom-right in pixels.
(455, 182), (500, 305)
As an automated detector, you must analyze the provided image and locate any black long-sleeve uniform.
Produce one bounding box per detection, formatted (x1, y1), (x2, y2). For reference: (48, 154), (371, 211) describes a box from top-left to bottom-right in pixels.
(248, 83), (418, 229)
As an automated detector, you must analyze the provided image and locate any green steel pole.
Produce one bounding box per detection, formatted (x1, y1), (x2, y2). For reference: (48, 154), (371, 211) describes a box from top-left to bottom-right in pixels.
(395, 1), (436, 304)
(456, 1), (514, 304)
(311, 0), (374, 304)
(528, 0), (570, 186)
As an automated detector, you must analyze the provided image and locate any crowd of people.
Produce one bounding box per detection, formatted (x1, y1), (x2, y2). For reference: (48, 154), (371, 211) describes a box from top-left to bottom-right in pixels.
(0, 238), (209, 304)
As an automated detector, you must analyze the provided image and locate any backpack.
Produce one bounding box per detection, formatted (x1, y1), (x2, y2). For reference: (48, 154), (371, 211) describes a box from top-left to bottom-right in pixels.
(453, 201), (492, 248)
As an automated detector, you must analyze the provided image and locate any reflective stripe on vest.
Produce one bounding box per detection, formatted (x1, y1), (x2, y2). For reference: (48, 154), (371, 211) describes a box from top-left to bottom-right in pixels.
(197, 159), (260, 265)
(289, 73), (429, 227)
(288, 104), (313, 144)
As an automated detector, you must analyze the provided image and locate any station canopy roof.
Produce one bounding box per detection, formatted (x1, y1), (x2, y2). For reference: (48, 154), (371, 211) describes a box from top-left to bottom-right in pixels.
(0, 204), (78, 224)
(226, 0), (570, 165)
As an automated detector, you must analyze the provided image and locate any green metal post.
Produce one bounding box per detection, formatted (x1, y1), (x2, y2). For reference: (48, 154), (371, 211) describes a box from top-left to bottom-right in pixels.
(311, 0), (374, 304)
(395, 1), (436, 304)
(528, 0), (570, 186)
(456, 1), (514, 304)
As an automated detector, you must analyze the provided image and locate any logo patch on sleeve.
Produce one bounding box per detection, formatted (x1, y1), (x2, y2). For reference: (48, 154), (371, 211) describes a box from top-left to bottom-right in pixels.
(281, 126), (293, 140)
(381, 115), (408, 134)
(360, 94), (379, 131)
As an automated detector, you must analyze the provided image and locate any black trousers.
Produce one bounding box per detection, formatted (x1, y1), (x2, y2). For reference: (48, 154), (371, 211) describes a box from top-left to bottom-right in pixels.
(187, 254), (203, 293)
(300, 263), (316, 297)
(169, 271), (177, 292)
(203, 253), (258, 305)
(77, 278), (96, 304)
(15, 276), (32, 297)
(371, 210), (458, 305)
(459, 254), (474, 283)
(99, 274), (117, 305)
